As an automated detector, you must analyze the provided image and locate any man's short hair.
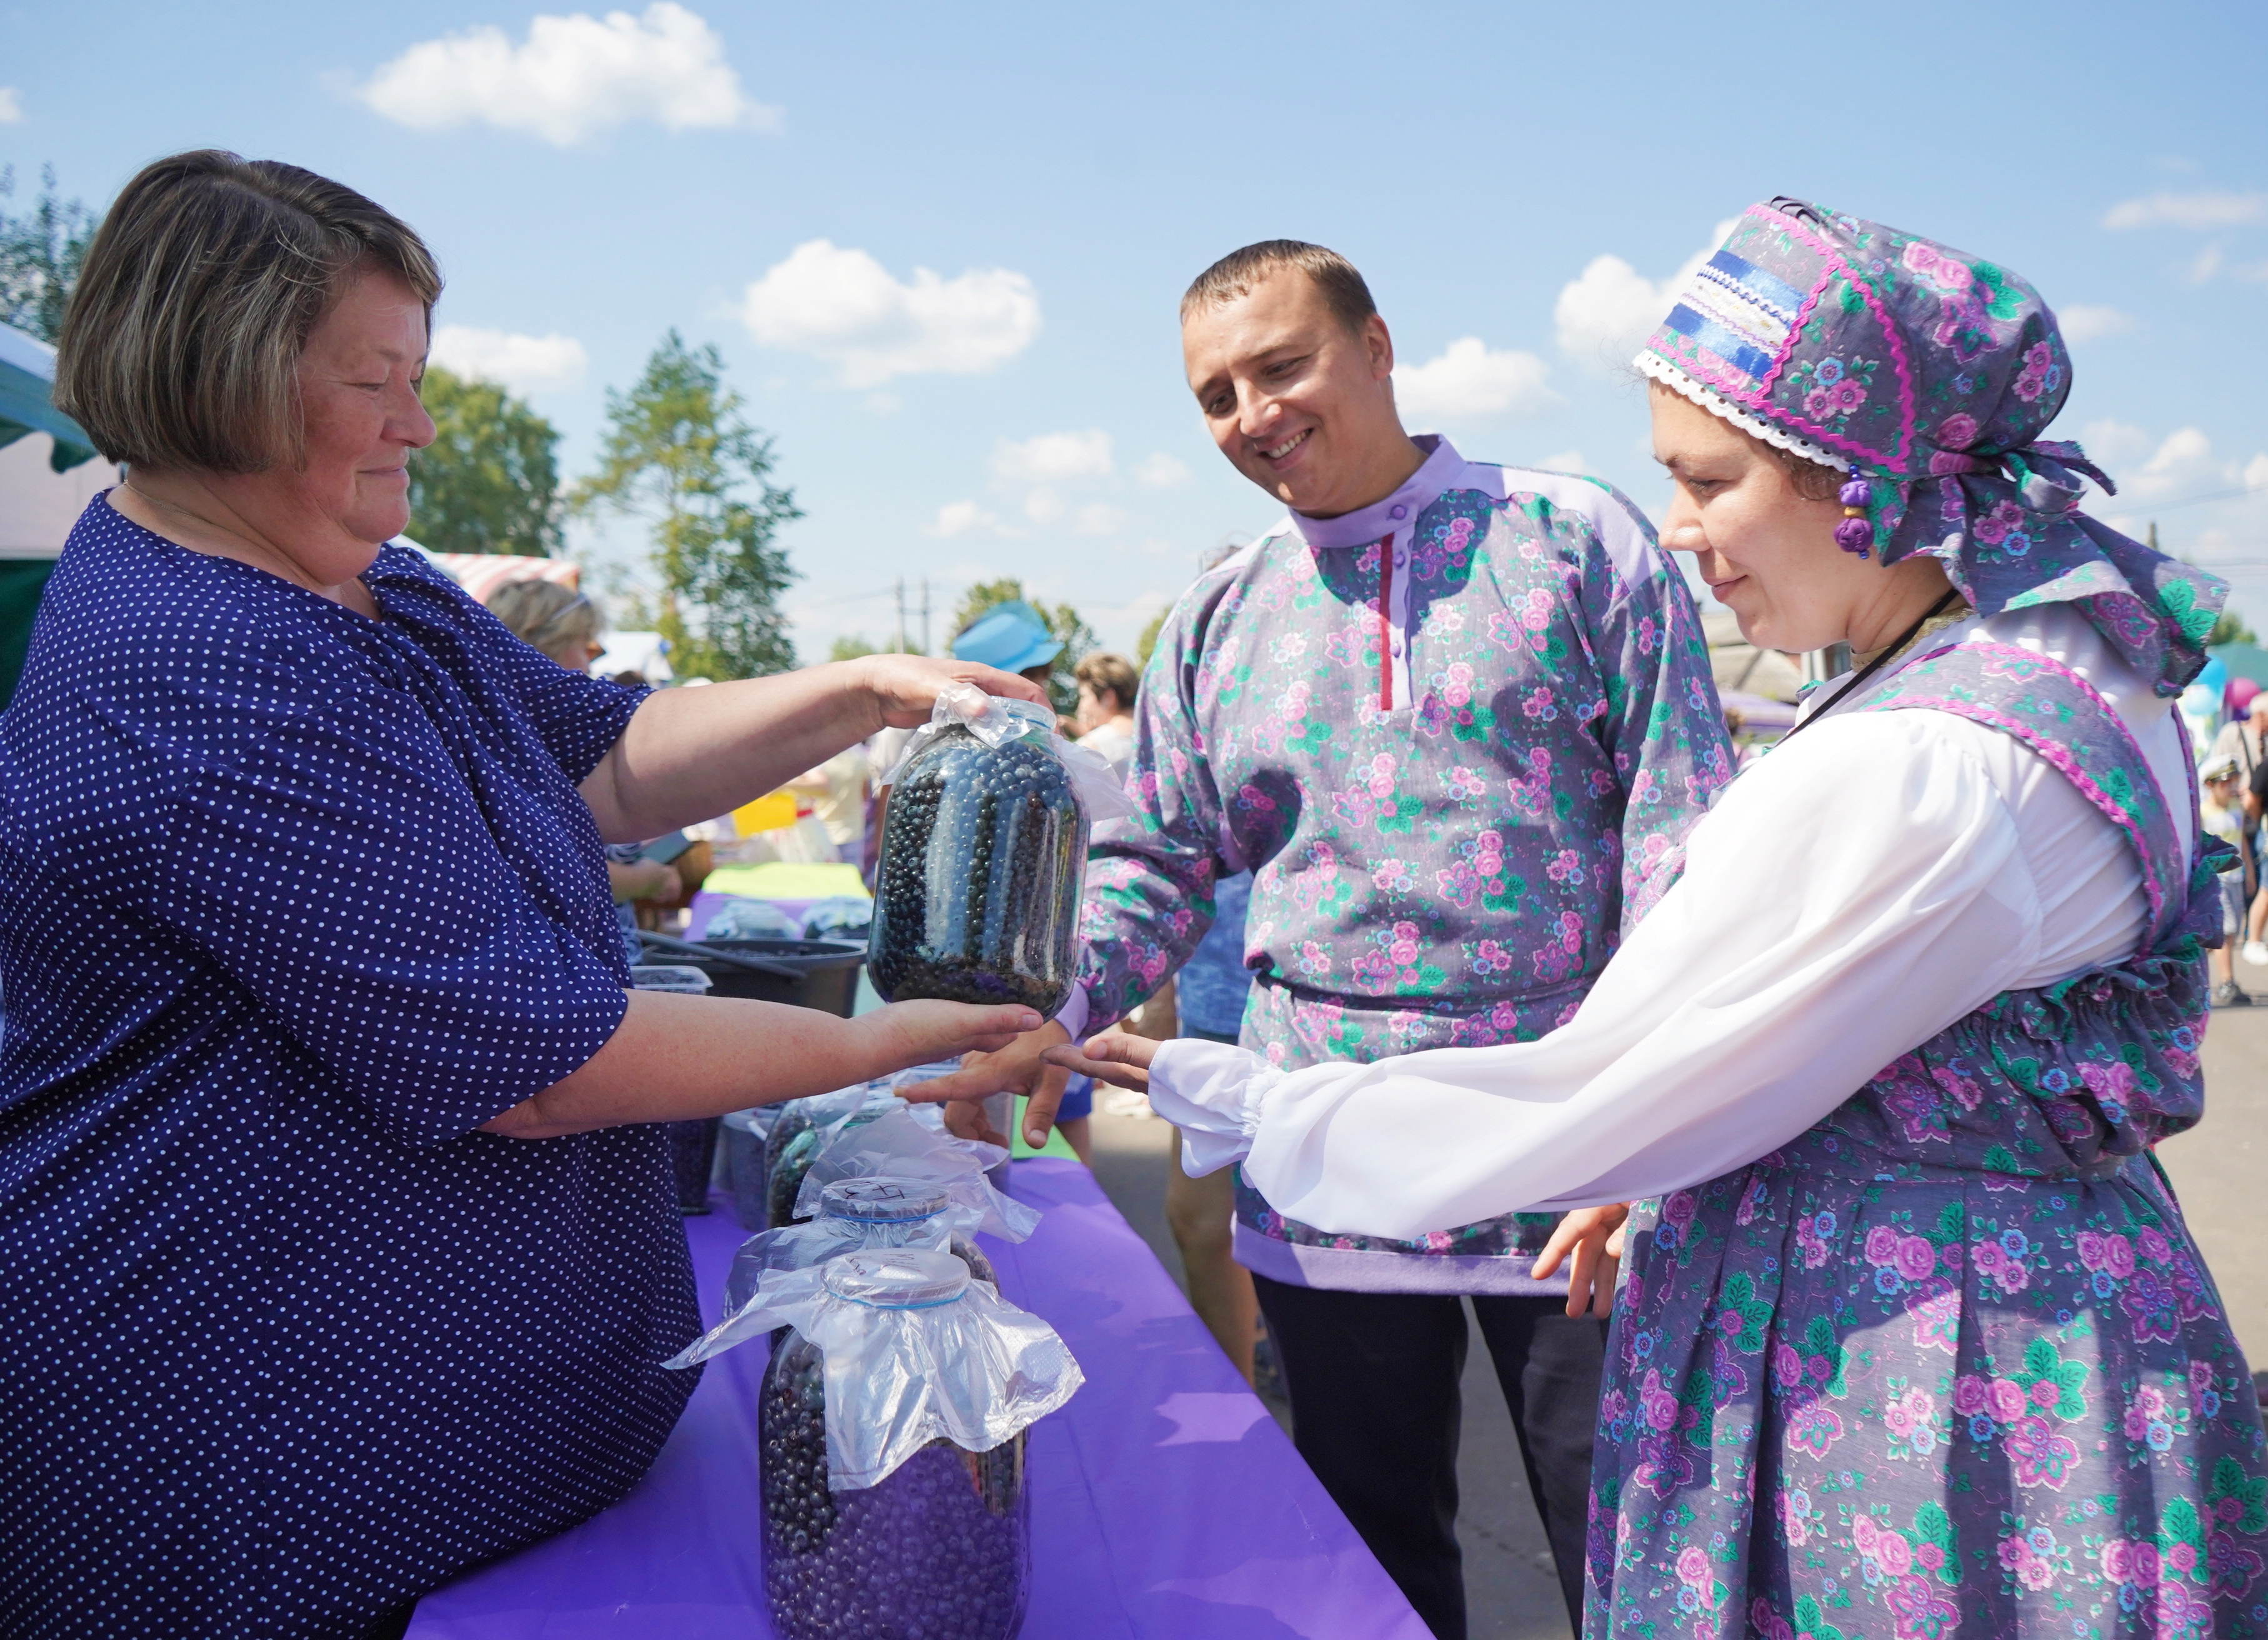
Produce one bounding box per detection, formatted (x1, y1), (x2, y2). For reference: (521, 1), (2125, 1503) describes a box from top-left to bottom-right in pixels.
(55, 149), (442, 474)
(1074, 651), (1141, 712)
(1179, 241), (1377, 335)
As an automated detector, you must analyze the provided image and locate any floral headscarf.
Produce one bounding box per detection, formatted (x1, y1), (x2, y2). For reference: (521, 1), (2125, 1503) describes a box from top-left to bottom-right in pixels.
(1636, 198), (2224, 696)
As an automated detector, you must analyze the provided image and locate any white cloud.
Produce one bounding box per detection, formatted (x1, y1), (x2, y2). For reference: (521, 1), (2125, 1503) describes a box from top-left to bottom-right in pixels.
(2102, 190), (2268, 231)
(1023, 489), (1066, 526)
(1553, 220), (1737, 371)
(2247, 454), (2268, 492)
(0, 89), (22, 124)
(356, 4), (777, 146)
(428, 326), (588, 393)
(2079, 418), (2156, 471)
(2083, 421), (2246, 508)
(741, 239), (1041, 388)
(1134, 451), (1191, 489)
(1074, 503), (1128, 537)
(2189, 245), (2226, 284)
(1394, 338), (1555, 421)
(927, 501), (997, 538)
(2057, 303), (2134, 343)
(991, 429), (1112, 485)
(1534, 449), (1589, 472)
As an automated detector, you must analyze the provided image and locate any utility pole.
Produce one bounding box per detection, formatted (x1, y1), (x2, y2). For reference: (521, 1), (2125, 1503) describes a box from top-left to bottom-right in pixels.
(894, 576), (907, 653)
(920, 577), (932, 656)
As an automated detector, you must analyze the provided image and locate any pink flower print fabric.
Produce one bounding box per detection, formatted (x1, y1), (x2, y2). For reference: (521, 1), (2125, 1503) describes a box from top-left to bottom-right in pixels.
(1637, 197), (2227, 699)
(1585, 639), (2268, 1637)
(1077, 456), (1731, 1291)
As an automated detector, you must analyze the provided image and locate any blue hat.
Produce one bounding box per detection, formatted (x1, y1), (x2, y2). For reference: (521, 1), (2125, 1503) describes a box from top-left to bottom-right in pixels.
(951, 599), (1063, 672)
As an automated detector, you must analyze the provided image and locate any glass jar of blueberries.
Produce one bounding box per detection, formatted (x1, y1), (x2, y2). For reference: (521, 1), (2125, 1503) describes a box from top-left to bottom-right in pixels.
(868, 698), (1087, 1016)
(759, 1258), (1030, 1640)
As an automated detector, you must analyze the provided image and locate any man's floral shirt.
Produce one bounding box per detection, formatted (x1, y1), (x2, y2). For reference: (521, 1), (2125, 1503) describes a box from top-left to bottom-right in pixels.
(1075, 441), (1734, 1291)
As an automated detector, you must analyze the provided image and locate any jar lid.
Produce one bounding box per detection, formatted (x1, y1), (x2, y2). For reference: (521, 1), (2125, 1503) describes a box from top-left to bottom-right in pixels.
(823, 1248), (971, 1309)
(998, 698), (1056, 732)
(819, 1177), (949, 1224)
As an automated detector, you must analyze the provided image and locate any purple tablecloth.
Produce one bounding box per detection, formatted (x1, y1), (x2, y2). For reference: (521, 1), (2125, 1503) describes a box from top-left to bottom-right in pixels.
(406, 1158), (1425, 1639)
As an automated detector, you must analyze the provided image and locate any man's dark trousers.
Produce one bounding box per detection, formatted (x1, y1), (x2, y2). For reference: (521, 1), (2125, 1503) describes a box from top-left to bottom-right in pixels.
(1252, 1274), (1606, 1640)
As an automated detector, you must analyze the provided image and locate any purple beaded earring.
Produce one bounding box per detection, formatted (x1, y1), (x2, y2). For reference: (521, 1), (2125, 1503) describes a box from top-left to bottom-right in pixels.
(1834, 474), (1874, 559)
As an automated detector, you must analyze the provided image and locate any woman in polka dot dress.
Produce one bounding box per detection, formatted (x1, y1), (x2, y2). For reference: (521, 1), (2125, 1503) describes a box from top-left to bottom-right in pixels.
(0, 151), (1042, 1640)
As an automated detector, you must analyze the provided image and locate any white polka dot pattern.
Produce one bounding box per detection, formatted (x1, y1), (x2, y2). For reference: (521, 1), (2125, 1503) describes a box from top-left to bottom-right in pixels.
(0, 498), (702, 1637)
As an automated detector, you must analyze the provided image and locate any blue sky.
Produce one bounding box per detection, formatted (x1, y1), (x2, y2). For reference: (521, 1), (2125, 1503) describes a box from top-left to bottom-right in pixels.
(6, 0), (2267, 661)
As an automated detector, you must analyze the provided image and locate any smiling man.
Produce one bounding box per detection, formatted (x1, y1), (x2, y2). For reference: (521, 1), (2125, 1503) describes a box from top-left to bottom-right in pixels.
(927, 240), (1731, 1636)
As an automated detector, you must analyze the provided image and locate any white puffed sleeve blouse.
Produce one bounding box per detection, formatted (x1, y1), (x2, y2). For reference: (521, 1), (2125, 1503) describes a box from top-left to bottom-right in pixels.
(1142, 604), (2193, 1241)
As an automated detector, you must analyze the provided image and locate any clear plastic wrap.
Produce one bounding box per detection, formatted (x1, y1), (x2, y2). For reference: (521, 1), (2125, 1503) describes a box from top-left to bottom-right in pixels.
(667, 1249), (1082, 1488)
(724, 1177), (996, 1314)
(761, 1083), (896, 1228)
(701, 898), (805, 941)
(869, 684), (1134, 1016)
(793, 1104), (1037, 1242)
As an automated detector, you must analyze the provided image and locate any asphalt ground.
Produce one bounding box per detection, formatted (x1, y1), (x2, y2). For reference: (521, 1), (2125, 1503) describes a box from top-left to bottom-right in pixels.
(1082, 957), (2268, 1640)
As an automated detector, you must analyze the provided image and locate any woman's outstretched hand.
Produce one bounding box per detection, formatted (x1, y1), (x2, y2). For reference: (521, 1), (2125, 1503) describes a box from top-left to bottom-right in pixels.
(1039, 1032), (1158, 1092)
(1531, 1203), (1631, 1319)
(851, 653), (1048, 729)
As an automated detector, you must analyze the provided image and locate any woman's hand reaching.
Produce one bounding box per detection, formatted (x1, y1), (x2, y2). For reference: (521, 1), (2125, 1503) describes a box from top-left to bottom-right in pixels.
(856, 999), (1045, 1075)
(1530, 1203), (1631, 1319)
(849, 652), (1049, 730)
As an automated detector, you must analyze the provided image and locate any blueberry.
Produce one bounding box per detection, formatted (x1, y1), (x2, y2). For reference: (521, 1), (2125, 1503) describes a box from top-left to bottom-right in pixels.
(760, 1331), (1030, 1638)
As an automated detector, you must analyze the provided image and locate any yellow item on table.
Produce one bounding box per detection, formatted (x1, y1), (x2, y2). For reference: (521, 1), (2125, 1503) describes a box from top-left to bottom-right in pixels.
(702, 861), (871, 902)
(731, 791), (799, 834)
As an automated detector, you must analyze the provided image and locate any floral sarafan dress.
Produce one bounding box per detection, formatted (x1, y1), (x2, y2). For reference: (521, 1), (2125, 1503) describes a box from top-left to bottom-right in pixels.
(1589, 644), (2268, 1640)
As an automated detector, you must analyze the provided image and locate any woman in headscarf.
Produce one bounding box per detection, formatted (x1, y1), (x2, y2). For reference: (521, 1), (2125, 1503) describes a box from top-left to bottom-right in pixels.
(1051, 199), (2268, 1637)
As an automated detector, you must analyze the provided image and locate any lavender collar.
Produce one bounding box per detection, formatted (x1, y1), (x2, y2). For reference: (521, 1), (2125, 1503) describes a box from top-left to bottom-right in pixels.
(1286, 434), (1462, 551)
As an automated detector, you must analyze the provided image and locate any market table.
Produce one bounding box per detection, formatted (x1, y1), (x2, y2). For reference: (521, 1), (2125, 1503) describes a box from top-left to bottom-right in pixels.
(406, 1157), (1427, 1639)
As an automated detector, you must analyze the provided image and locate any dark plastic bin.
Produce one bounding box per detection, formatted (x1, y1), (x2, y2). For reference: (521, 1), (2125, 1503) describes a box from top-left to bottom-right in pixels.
(637, 936), (866, 1017)
(665, 1118), (720, 1215)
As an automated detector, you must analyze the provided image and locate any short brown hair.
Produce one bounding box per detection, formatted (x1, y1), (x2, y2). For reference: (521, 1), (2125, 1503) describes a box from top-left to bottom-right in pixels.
(55, 150), (442, 474)
(1074, 651), (1140, 712)
(486, 580), (600, 663)
(1180, 240), (1376, 335)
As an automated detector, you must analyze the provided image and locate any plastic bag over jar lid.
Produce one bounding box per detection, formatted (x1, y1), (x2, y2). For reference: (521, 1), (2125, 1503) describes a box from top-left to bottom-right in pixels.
(666, 1249), (1085, 1491)
(723, 1169), (987, 1313)
(825, 1247), (969, 1308)
(794, 1105), (1039, 1241)
(882, 681), (1137, 821)
(821, 1177), (952, 1224)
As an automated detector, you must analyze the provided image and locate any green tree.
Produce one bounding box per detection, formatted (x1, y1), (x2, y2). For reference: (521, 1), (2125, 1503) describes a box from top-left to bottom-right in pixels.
(0, 166), (97, 344)
(574, 332), (801, 681)
(407, 366), (563, 556)
(828, 634), (879, 662)
(2210, 609), (2257, 648)
(1136, 606), (1169, 669)
(949, 578), (1096, 714)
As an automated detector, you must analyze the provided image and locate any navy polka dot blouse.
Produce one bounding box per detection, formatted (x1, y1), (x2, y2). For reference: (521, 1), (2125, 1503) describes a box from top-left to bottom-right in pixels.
(0, 499), (702, 1637)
